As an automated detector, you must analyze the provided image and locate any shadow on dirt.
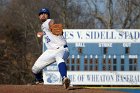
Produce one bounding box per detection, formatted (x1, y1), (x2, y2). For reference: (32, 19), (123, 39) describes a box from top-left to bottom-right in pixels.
(68, 87), (86, 90)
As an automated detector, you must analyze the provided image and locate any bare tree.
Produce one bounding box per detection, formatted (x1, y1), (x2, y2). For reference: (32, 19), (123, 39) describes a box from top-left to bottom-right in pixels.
(85, 0), (140, 29)
(0, 0), (44, 84)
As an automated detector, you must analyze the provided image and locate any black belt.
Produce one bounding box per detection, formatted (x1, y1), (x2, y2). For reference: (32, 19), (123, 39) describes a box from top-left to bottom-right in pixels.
(57, 45), (68, 49)
(64, 45), (68, 48)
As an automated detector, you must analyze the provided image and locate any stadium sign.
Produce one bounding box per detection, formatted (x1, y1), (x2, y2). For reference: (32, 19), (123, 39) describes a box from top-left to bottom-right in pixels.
(63, 29), (140, 43)
(43, 71), (140, 85)
(43, 29), (140, 85)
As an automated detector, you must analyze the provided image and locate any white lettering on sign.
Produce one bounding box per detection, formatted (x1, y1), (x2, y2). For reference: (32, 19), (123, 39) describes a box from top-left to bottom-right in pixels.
(123, 43), (131, 47)
(128, 55), (138, 58)
(75, 42), (85, 47)
(99, 43), (112, 47)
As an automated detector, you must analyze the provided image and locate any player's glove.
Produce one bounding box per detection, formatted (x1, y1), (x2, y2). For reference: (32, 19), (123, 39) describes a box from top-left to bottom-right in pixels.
(50, 24), (63, 35)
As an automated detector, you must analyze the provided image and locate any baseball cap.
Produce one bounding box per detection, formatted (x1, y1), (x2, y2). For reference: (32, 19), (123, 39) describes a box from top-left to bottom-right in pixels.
(38, 8), (50, 17)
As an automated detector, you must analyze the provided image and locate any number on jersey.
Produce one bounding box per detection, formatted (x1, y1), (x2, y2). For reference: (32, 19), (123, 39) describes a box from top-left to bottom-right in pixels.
(45, 36), (50, 43)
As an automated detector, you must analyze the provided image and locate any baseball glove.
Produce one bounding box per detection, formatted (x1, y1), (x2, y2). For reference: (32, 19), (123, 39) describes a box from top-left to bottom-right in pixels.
(50, 24), (63, 35)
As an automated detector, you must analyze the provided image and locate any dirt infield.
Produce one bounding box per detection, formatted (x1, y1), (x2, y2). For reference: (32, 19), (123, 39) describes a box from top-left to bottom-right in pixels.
(0, 85), (127, 93)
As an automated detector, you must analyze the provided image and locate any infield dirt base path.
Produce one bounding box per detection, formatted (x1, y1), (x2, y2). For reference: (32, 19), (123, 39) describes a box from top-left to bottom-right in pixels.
(0, 85), (127, 93)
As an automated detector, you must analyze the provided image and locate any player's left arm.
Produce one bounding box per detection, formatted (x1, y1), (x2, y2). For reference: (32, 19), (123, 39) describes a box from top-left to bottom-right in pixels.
(49, 19), (63, 35)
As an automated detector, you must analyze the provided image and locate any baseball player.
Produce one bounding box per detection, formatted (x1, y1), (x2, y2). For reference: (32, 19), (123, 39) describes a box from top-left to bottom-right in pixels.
(32, 8), (70, 89)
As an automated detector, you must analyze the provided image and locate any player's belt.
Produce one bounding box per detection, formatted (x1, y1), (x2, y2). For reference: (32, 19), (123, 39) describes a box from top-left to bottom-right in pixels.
(64, 45), (68, 48)
(57, 45), (68, 49)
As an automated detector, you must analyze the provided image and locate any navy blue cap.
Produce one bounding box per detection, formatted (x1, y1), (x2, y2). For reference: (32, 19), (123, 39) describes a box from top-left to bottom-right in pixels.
(39, 8), (50, 18)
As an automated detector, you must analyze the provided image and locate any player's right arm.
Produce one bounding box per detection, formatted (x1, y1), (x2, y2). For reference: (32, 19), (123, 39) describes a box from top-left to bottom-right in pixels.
(37, 32), (43, 38)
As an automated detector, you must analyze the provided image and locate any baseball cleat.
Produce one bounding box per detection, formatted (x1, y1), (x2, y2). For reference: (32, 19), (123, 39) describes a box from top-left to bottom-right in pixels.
(35, 81), (44, 85)
(32, 79), (44, 85)
(62, 77), (70, 89)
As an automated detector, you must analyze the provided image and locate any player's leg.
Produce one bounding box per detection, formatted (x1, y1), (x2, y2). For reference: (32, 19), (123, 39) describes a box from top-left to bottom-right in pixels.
(32, 50), (56, 84)
(55, 48), (70, 88)
(56, 48), (69, 79)
(57, 58), (67, 79)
